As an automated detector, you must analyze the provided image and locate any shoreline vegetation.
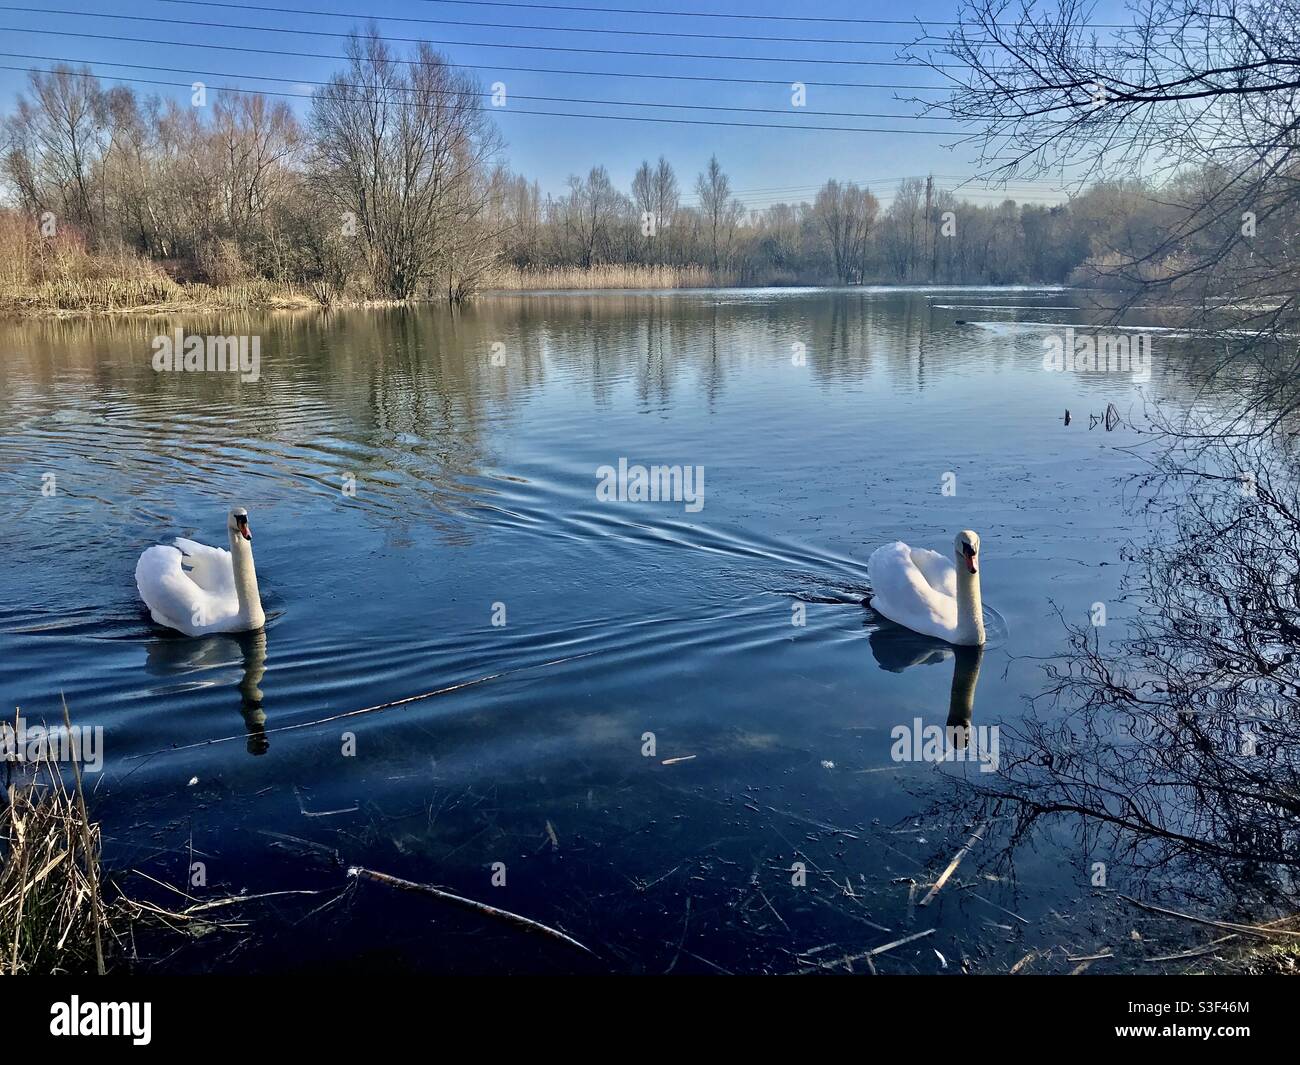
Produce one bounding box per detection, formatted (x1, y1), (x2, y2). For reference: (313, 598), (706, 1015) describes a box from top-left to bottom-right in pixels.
(0, 24), (1277, 327)
(0, 270), (911, 319)
(487, 262), (732, 292)
(0, 702), (340, 975)
(0, 241), (1063, 320)
(1, 706), (108, 975)
(0, 250), (747, 318)
(0, 34), (1177, 320)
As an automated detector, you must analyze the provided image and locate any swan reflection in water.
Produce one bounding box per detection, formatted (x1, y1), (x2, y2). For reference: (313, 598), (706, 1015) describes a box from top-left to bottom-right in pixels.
(143, 628), (269, 755)
(868, 623), (989, 762)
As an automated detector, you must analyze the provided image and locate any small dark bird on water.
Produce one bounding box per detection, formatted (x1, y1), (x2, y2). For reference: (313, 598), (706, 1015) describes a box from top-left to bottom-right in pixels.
(1064, 409), (1071, 426)
(955, 319), (968, 325)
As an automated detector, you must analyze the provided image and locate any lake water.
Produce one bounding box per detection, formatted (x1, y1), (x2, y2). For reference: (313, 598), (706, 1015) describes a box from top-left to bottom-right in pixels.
(0, 288), (1214, 972)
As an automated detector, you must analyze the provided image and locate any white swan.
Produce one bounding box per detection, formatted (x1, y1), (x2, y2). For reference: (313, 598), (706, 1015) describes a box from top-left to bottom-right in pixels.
(135, 507), (266, 635)
(867, 530), (985, 646)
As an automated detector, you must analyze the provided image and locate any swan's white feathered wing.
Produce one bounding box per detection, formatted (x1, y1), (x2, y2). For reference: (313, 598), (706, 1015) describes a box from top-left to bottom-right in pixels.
(135, 538), (240, 635)
(867, 541), (960, 643)
(172, 538), (236, 598)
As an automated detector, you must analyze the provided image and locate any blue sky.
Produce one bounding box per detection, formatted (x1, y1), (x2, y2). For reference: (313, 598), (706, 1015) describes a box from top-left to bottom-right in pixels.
(0, 0), (1133, 208)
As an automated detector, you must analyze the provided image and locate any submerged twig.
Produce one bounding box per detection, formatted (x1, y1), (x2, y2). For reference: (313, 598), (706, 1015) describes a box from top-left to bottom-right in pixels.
(1119, 894), (1300, 940)
(348, 865), (596, 957)
(967, 890), (1029, 924)
(919, 822), (987, 907)
(796, 928), (936, 973)
(1143, 935), (1238, 962)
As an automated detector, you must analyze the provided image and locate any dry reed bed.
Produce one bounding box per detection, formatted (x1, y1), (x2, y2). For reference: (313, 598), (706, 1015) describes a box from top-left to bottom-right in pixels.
(0, 703), (294, 974)
(1, 210), (742, 314)
(489, 263), (732, 291)
(1, 704), (109, 974)
(0, 211), (317, 316)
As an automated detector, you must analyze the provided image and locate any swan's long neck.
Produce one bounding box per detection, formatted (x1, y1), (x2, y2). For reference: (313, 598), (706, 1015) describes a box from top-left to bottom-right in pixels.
(229, 528), (266, 630)
(954, 564), (985, 646)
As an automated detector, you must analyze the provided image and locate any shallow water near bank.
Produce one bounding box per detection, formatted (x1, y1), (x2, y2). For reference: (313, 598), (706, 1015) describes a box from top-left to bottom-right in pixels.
(0, 287), (1234, 972)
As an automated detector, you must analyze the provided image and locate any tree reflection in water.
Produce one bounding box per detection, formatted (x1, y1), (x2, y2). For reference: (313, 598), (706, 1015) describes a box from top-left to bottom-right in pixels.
(930, 433), (1300, 914)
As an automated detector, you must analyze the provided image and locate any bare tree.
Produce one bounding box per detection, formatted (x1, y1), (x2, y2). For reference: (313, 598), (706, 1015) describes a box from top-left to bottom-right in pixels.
(562, 165), (626, 268)
(879, 178), (926, 280)
(492, 170), (542, 267)
(4, 66), (106, 237)
(910, 0), (1300, 431)
(211, 95), (303, 271)
(310, 28), (500, 299)
(930, 431), (1300, 902)
(813, 180), (879, 284)
(631, 155), (680, 261)
(695, 155), (744, 273)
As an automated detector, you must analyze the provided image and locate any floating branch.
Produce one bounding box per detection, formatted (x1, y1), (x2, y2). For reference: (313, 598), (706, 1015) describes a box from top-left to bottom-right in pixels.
(1119, 894), (1300, 940)
(796, 928), (936, 973)
(919, 821), (988, 906)
(348, 865), (596, 957)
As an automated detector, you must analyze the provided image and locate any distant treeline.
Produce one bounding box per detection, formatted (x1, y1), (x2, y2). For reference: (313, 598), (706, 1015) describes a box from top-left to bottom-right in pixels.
(494, 165), (1155, 288)
(0, 34), (1218, 308)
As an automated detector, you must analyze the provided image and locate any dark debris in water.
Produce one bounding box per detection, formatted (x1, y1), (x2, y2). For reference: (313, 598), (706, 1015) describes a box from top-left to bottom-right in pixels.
(101, 749), (1278, 975)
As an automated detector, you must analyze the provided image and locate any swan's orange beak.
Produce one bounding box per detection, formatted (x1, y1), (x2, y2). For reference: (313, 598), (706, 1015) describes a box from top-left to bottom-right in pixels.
(962, 544), (977, 574)
(236, 515), (252, 541)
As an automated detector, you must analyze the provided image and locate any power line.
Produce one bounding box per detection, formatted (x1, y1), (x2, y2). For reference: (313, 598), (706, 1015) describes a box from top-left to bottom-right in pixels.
(0, 51), (1120, 145)
(690, 178), (1063, 200)
(155, 0), (964, 47)
(705, 180), (1068, 202)
(407, 0), (1130, 28)
(0, 6), (1162, 81)
(0, 62), (970, 134)
(0, 6), (977, 68)
(687, 173), (1069, 206)
(154, 0), (1158, 56)
(732, 189), (1065, 207)
(0, 50), (968, 121)
(0, 55), (1063, 199)
(719, 172), (1066, 194)
(711, 185), (1063, 203)
(0, 26), (957, 90)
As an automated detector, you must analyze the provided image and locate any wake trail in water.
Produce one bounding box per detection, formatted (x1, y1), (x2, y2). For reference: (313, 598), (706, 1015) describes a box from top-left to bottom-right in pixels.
(469, 476), (868, 583)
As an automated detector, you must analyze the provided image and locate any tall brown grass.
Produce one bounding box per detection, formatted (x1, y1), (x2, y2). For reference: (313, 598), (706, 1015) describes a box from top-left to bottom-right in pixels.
(489, 263), (732, 291)
(0, 704), (111, 975)
(0, 211), (316, 315)
(0, 210), (748, 315)
(0, 700), (293, 973)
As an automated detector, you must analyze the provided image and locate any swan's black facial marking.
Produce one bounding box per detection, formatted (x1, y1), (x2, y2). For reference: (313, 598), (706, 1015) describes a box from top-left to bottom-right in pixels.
(235, 513), (252, 541)
(961, 541), (978, 574)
